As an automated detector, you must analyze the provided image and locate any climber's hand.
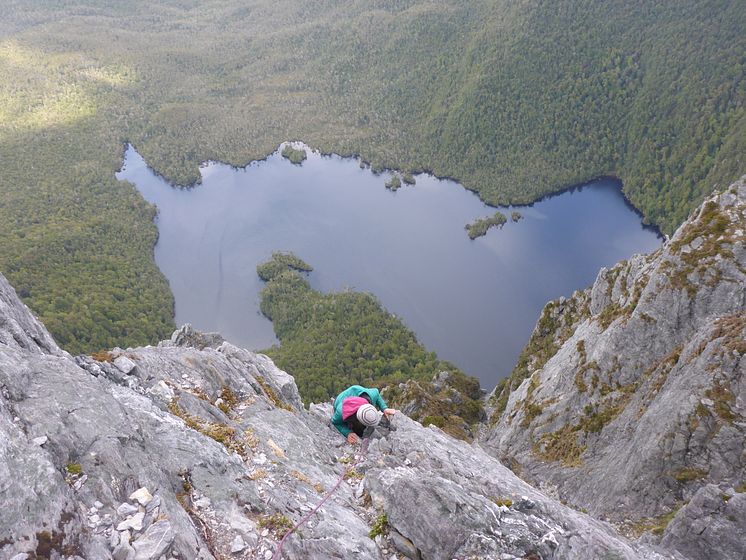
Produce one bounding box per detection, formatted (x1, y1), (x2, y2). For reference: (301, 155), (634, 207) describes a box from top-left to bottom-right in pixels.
(383, 408), (398, 418)
(347, 433), (360, 444)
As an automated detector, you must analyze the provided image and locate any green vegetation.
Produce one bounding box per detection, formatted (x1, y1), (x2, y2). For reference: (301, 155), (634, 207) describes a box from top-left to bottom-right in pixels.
(65, 463), (82, 476)
(704, 383), (737, 423)
(402, 173), (416, 185)
(257, 252), (313, 282)
(168, 397), (249, 457)
(492, 497), (513, 508)
(258, 513), (294, 538)
(256, 253), (484, 431)
(623, 503), (683, 538)
(534, 425), (587, 467)
(0, 1), (744, 355)
(465, 211), (507, 239)
(385, 175), (402, 191)
(369, 513), (388, 539)
(491, 295), (590, 418)
(672, 467), (708, 483)
(281, 145), (307, 165)
(510, 211), (522, 223)
(217, 386), (239, 414)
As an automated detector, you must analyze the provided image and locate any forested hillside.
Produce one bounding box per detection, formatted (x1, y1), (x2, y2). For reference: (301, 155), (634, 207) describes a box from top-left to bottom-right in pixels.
(256, 253), (484, 436)
(1, 0), (744, 353)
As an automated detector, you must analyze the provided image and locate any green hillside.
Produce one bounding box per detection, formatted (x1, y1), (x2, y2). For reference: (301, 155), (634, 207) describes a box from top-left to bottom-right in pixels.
(0, 1), (744, 353)
(257, 253), (484, 437)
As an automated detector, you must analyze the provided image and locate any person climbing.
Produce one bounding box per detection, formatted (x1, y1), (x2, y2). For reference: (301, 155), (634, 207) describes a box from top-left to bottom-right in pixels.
(331, 384), (398, 444)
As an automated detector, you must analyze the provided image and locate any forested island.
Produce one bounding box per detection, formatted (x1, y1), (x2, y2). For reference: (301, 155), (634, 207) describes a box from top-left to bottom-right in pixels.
(466, 211), (508, 239)
(0, 1), (743, 353)
(257, 253), (484, 438)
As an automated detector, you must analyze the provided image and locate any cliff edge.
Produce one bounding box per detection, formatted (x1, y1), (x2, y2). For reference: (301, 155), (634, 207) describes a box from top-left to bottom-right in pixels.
(0, 277), (675, 558)
(485, 177), (746, 560)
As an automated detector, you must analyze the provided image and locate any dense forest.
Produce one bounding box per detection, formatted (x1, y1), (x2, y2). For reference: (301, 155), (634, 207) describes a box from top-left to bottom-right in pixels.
(256, 253), (484, 434)
(0, 1), (744, 354)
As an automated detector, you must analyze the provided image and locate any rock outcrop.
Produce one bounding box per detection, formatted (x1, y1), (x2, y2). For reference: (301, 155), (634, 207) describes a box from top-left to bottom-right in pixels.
(0, 270), (678, 558)
(484, 178), (746, 559)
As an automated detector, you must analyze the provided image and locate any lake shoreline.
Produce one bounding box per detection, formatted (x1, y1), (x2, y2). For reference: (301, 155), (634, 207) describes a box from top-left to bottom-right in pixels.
(118, 144), (663, 389)
(117, 140), (665, 240)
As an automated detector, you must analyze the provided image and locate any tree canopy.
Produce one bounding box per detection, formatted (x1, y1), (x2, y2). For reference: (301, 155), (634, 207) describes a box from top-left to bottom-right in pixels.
(0, 1), (743, 353)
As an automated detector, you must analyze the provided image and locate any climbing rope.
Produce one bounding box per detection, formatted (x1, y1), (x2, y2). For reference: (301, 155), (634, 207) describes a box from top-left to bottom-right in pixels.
(272, 437), (370, 560)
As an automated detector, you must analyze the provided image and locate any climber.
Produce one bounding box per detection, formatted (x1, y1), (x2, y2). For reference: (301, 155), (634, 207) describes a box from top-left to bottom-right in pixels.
(331, 384), (398, 444)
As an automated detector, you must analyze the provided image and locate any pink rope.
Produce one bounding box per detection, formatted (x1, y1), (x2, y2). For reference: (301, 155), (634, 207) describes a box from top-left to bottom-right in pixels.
(272, 438), (370, 560)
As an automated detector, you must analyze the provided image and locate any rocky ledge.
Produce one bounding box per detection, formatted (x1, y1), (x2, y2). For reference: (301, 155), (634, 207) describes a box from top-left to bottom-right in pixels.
(0, 271), (679, 559)
(485, 177), (746, 560)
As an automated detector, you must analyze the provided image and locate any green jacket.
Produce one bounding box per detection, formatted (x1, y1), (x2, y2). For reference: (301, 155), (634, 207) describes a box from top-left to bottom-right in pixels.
(331, 385), (388, 436)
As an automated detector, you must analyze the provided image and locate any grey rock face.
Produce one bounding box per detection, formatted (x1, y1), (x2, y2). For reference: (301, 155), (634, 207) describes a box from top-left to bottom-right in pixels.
(484, 178), (746, 558)
(0, 265), (682, 559)
(365, 415), (676, 560)
(132, 520), (174, 560)
(0, 274), (62, 356)
(660, 485), (746, 560)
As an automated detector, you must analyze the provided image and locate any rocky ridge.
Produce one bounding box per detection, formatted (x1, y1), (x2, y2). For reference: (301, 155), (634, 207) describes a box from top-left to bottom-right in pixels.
(0, 273), (679, 559)
(484, 177), (746, 559)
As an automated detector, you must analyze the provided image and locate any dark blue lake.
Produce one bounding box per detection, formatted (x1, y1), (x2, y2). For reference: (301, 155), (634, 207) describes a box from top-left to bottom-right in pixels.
(117, 144), (662, 389)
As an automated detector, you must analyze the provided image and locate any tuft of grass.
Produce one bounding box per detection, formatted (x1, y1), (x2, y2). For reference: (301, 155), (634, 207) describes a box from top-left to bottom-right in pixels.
(344, 468), (363, 481)
(534, 425), (586, 467)
(256, 376), (294, 411)
(522, 403), (543, 427)
(622, 503), (683, 538)
(168, 398), (247, 456)
(90, 350), (115, 362)
(492, 497), (513, 508)
(66, 463), (82, 475)
(705, 383), (737, 423)
(672, 467), (708, 483)
(289, 470), (312, 485)
(369, 513), (388, 539)
(176, 471), (194, 508)
(218, 386), (239, 414)
(259, 513), (294, 538)
(248, 469), (268, 481)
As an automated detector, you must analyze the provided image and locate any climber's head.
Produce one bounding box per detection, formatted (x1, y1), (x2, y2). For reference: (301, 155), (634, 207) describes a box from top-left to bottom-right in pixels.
(356, 403), (381, 427)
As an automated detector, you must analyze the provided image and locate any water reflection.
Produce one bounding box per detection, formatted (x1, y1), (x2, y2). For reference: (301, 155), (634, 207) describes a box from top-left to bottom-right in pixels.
(117, 143), (661, 388)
